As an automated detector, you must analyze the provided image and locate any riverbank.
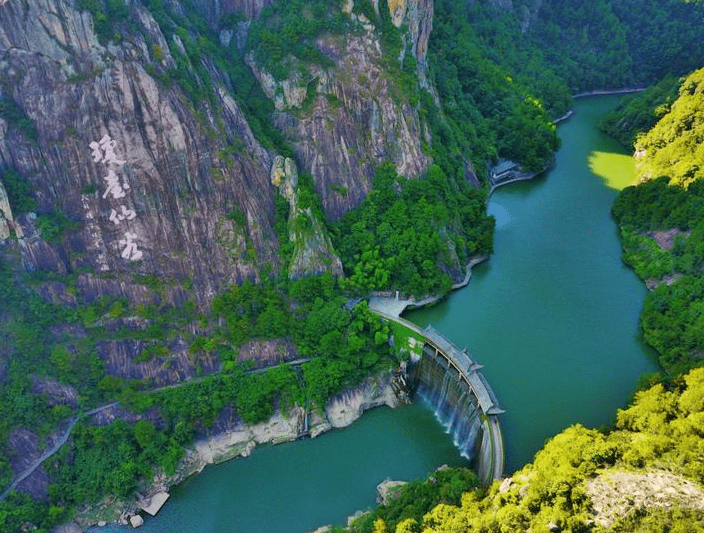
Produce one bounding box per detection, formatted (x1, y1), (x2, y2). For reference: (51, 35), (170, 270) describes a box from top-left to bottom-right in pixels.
(64, 372), (403, 531)
(368, 256), (489, 318)
(573, 87), (645, 99)
(487, 159), (554, 196)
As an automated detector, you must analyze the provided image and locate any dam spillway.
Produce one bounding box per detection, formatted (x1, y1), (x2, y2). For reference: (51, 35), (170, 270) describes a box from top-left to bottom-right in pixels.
(371, 306), (505, 485)
(413, 326), (504, 485)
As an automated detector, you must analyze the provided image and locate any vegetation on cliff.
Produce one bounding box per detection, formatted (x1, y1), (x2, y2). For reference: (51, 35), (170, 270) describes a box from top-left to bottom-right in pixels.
(1, 0), (704, 530)
(633, 68), (704, 188)
(598, 77), (680, 148)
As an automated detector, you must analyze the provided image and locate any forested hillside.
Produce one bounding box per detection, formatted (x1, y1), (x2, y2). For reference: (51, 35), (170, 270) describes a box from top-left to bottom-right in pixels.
(612, 67), (704, 376)
(1, 0), (704, 531)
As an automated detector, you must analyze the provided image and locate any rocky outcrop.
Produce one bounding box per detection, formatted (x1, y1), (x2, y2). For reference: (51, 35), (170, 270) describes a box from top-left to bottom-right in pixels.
(237, 338), (299, 368)
(30, 378), (79, 408)
(0, 177), (16, 239)
(587, 470), (704, 529)
(190, 405), (307, 467)
(270, 155), (344, 278)
(95, 339), (220, 386)
(376, 478), (407, 505)
(323, 372), (401, 428)
(0, 0), (280, 304)
(271, 31), (430, 221)
(382, 0), (434, 73)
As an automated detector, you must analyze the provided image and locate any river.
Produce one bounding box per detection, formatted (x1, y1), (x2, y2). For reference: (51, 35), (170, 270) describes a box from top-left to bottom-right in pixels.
(407, 94), (659, 472)
(95, 94), (657, 532)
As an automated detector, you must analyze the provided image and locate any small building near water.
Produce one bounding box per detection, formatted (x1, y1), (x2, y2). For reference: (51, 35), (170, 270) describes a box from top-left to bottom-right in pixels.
(489, 159), (521, 185)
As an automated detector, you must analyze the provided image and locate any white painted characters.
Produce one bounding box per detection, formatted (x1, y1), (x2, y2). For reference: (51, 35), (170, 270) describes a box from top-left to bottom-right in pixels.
(88, 134), (143, 261)
(90, 134), (126, 166)
(102, 169), (128, 200)
(118, 232), (143, 261)
(109, 205), (137, 225)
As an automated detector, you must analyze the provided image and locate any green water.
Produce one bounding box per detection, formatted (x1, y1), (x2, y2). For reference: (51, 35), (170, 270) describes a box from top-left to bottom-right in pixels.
(407, 95), (659, 472)
(93, 95), (657, 532)
(95, 403), (468, 533)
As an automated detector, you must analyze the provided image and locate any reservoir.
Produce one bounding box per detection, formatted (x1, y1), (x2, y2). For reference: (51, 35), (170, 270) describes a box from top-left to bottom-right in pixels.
(96, 95), (658, 532)
(408, 94), (659, 472)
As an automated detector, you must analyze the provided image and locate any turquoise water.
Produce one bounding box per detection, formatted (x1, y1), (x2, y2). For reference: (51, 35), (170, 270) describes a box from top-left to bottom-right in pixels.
(406, 95), (659, 472)
(93, 403), (468, 533)
(93, 94), (657, 532)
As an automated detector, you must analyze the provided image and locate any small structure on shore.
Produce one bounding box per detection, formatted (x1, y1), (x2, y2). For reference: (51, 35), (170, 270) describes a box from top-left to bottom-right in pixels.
(138, 491), (170, 516)
(490, 159), (521, 185)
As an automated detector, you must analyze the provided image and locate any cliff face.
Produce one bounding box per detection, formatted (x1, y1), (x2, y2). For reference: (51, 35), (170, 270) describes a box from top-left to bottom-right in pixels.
(0, 179), (14, 239)
(384, 0), (434, 72)
(249, 0), (433, 221)
(0, 0), (285, 303)
(0, 0), (435, 287)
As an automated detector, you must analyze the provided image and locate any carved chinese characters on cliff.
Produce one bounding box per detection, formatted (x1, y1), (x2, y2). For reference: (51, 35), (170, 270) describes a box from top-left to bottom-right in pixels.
(89, 134), (143, 261)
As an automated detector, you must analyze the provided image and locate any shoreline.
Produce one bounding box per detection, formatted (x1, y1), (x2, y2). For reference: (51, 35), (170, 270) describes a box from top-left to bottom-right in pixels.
(368, 255), (490, 318)
(573, 87), (646, 99)
(68, 372), (403, 532)
(490, 87), (643, 195)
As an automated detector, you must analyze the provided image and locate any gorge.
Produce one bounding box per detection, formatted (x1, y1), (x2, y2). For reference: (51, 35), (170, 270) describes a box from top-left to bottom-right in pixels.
(91, 93), (651, 533)
(2, 0), (704, 531)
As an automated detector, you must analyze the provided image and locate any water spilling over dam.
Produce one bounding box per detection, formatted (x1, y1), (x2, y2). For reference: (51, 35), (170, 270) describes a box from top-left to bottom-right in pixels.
(416, 358), (483, 460)
(408, 326), (504, 484)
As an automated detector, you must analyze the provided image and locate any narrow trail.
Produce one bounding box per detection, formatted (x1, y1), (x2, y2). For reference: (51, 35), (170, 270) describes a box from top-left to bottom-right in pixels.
(0, 403), (118, 502)
(0, 356), (315, 502)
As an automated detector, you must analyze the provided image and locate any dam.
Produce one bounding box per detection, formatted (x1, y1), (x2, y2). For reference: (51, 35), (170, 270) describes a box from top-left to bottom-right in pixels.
(373, 307), (505, 485)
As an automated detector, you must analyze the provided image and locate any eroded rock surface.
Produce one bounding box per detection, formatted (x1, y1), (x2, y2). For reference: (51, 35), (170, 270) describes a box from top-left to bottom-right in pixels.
(586, 470), (704, 528)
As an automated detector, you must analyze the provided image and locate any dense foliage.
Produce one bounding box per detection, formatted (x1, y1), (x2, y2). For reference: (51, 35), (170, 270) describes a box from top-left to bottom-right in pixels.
(634, 68), (704, 187)
(427, 0), (563, 176)
(598, 77), (680, 148)
(48, 420), (183, 507)
(348, 468), (479, 533)
(608, 69), (704, 376)
(332, 163), (494, 297)
(527, 0), (704, 91)
(247, 0), (347, 80)
(612, 177), (704, 375)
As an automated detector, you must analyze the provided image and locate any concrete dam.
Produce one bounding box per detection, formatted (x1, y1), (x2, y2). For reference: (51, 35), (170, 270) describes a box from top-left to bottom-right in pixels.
(373, 309), (505, 485)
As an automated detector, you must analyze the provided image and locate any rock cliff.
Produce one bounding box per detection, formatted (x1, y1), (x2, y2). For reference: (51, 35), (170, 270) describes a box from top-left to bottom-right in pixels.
(270, 155), (344, 278)
(0, 178), (14, 239)
(245, 0), (433, 220)
(0, 0), (284, 304)
(0, 0), (436, 289)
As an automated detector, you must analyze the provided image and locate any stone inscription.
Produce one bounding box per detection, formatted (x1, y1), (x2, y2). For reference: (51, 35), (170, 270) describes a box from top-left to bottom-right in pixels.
(90, 134), (143, 260)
